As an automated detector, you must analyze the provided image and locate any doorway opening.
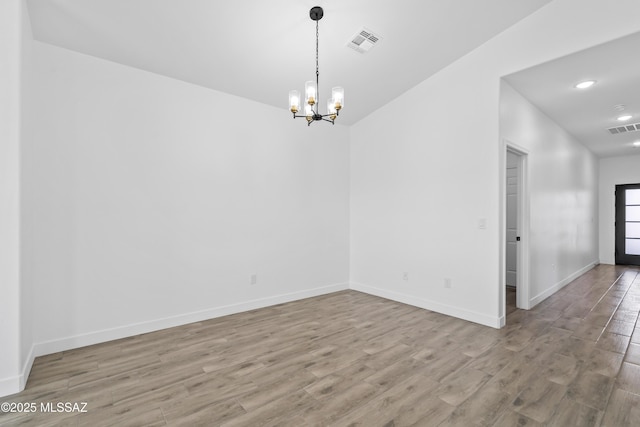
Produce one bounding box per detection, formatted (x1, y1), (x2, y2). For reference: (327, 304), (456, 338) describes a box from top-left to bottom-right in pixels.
(503, 143), (530, 321)
(506, 151), (519, 313)
(615, 184), (640, 266)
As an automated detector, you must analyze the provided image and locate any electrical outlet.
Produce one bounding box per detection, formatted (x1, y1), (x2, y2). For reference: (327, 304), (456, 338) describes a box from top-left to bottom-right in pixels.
(403, 272), (409, 281)
(444, 278), (452, 289)
(251, 274), (257, 285)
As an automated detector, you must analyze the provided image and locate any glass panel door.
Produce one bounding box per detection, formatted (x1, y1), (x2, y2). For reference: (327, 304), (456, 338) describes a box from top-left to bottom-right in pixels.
(626, 189), (640, 256)
(616, 184), (640, 265)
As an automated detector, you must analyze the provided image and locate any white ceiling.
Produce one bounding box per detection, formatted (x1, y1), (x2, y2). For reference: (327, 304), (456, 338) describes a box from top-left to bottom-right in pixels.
(25, 0), (553, 126)
(28, 1), (636, 158)
(504, 30), (640, 158)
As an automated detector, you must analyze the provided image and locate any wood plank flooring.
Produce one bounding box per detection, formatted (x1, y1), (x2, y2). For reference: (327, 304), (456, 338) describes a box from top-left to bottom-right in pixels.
(2, 264), (640, 426)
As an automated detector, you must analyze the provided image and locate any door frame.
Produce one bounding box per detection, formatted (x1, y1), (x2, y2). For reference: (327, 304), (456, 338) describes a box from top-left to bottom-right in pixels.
(615, 183), (640, 265)
(501, 141), (531, 322)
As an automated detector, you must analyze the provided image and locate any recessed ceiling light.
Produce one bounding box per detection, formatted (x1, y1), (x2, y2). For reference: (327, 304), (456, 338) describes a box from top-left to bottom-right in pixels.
(575, 80), (596, 89)
(633, 141), (640, 148)
(618, 115), (632, 122)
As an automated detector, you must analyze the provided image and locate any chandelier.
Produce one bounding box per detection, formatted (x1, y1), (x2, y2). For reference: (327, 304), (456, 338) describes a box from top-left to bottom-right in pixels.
(289, 6), (344, 126)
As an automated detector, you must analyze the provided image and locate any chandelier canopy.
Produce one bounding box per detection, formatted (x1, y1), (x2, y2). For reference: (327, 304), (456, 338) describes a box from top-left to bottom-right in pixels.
(289, 6), (344, 126)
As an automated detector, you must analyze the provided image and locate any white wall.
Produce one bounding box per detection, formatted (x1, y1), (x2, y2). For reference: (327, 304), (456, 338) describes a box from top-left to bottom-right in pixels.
(501, 82), (598, 306)
(19, 0), (35, 392)
(0, 0), (22, 396)
(599, 154), (640, 265)
(25, 42), (350, 356)
(350, 0), (640, 327)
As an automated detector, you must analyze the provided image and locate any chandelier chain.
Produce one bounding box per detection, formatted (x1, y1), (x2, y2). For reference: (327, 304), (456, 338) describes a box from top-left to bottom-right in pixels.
(315, 19), (320, 113)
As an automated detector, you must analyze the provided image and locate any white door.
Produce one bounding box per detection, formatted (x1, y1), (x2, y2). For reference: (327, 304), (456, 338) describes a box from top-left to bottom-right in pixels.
(506, 152), (519, 288)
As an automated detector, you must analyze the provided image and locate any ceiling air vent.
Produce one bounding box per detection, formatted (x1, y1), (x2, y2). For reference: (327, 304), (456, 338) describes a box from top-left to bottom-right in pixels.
(347, 27), (382, 54)
(608, 123), (640, 134)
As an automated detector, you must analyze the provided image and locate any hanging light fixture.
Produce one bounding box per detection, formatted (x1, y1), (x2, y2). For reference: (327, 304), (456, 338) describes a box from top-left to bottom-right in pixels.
(289, 6), (344, 126)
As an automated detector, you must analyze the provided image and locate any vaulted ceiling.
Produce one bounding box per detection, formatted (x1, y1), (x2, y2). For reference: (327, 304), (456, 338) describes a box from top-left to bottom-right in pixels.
(26, 0), (638, 157)
(26, 0), (552, 125)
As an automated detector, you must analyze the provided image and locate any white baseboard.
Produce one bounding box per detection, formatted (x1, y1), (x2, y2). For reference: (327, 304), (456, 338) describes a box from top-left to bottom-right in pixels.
(498, 315), (506, 328)
(530, 261), (599, 308)
(0, 345), (36, 398)
(20, 345), (35, 390)
(0, 375), (20, 398)
(32, 282), (349, 359)
(349, 282), (502, 329)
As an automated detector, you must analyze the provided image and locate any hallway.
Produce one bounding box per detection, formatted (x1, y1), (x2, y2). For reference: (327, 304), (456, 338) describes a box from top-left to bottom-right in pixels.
(503, 264), (640, 425)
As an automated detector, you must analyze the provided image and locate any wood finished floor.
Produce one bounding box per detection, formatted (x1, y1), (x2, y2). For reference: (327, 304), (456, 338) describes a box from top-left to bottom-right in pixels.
(2, 265), (640, 426)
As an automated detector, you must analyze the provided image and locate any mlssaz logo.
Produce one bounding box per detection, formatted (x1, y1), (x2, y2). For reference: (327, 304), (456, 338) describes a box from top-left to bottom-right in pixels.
(40, 402), (88, 413)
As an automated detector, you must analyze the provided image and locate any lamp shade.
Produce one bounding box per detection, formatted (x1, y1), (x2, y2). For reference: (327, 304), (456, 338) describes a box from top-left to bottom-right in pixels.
(327, 99), (337, 119)
(331, 87), (344, 110)
(289, 90), (300, 113)
(305, 81), (317, 105)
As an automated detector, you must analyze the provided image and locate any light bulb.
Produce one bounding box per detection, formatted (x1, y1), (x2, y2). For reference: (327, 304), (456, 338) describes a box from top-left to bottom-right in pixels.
(575, 80), (596, 89)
